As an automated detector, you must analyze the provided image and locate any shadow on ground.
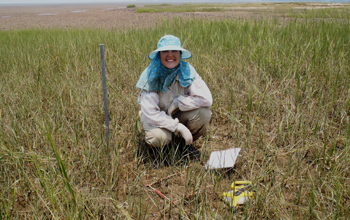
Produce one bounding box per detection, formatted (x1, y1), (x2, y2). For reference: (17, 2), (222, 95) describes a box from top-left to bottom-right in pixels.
(136, 134), (201, 168)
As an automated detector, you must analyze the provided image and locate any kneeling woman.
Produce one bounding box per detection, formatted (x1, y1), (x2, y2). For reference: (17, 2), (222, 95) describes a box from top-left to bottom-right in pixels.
(136, 35), (212, 148)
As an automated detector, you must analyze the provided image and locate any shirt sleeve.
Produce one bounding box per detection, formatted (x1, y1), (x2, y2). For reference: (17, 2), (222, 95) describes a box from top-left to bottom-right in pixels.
(140, 90), (179, 132)
(177, 73), (213, 111)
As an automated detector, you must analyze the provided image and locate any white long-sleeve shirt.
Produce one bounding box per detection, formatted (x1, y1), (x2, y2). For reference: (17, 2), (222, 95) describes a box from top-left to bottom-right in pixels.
(140, 73), (212, 132)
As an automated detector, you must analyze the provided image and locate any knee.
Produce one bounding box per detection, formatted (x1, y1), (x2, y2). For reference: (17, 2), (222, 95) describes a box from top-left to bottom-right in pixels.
(197, 108), (211, 124)
(187, 108), (211, 141)
(188, 108), (211, 128)
(145, 128), (172, 148)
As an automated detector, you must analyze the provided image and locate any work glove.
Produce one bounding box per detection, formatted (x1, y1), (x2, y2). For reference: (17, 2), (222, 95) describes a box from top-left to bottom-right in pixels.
(176, 123), (193, 145)
(167, 98), (179, 116)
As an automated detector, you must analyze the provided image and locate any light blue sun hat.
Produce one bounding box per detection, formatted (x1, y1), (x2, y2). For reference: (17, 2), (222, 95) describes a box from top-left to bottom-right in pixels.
(148, 35), (192, 60)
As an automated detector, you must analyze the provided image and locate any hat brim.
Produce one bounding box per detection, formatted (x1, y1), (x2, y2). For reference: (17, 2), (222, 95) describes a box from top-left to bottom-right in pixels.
(148, 45), (192, 60)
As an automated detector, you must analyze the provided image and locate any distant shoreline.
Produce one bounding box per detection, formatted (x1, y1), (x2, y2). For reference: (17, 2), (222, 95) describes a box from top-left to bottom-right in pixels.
(1, 0), (350, 7)
(1, 2), (349, 30)
(0, 2), (131, 7)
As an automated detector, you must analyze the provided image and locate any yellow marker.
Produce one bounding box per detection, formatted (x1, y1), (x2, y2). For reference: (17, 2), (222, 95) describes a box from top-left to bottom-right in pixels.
(222, 181), (255, 208)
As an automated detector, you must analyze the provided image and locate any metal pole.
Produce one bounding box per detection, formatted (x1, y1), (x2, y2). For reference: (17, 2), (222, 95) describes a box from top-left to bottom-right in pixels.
(100, 44), (110, 147)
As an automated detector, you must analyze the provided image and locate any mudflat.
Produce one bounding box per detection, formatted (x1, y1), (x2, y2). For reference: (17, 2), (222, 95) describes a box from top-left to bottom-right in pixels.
(1, 3), (348, 30)
(0, 3), (277, 30)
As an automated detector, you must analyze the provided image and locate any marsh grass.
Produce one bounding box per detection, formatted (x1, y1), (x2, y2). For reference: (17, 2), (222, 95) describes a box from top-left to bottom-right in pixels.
(289, 6), (350, 19)
(1, 7), (350, 219)
(136, 4), (228, 13)
(144, 4), (172, 7)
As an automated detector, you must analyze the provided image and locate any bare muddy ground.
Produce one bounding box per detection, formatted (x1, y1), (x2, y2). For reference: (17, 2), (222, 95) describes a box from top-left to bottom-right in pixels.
(0, 3), (282, 30)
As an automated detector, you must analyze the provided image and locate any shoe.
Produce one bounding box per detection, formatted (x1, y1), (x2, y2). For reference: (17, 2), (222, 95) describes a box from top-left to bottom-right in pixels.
(185, 144), (201, 161)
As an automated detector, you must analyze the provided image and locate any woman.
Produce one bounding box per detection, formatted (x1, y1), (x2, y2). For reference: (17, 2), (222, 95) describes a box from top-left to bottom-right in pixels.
(136, 35), (212, 148)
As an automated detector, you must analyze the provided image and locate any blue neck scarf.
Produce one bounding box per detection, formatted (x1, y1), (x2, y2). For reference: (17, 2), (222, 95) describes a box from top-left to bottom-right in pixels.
(136, 54), (196, 93)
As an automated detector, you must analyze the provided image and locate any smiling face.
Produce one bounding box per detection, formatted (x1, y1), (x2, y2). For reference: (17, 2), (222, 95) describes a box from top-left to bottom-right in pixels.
(160, 50), (181, 69)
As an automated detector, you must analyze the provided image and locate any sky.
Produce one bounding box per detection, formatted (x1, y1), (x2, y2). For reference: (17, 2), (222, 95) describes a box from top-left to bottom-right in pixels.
(0, 0), (137, 5)
(0, 0), (349, 5)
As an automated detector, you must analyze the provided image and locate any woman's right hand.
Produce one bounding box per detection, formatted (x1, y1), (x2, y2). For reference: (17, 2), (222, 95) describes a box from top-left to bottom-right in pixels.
(167, 98), (179, 116)
(176, 123), (193, 145)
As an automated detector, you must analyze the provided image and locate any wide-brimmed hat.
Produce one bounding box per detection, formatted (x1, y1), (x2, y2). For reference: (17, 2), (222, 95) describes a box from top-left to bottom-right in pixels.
(148, 35), (192, 60)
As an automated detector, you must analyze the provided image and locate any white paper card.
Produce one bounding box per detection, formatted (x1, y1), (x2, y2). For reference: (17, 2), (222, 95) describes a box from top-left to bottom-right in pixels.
(205, 148), (241, 169)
